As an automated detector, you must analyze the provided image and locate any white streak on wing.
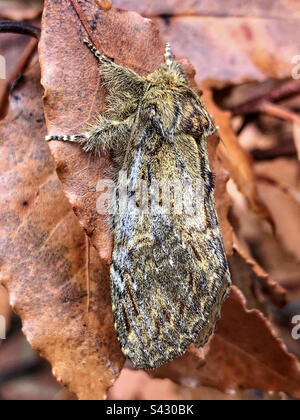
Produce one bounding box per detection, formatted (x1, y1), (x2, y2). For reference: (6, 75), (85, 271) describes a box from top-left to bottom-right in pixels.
(114, 247), (129, 269)
(116, 147), (143, 242)
(129, 147), (143, 190)
(111, 265), (124, 293)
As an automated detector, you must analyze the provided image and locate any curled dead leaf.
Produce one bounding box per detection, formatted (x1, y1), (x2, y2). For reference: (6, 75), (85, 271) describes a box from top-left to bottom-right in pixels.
(256, 177), (300, 262)
(232, 235), (287, 309)
(293, 122), (300, 161)
(228, 171), (300, 300)
(113, 0), (300, 20)
(207, 134), (233, 257)
(202, 89), (274, 227)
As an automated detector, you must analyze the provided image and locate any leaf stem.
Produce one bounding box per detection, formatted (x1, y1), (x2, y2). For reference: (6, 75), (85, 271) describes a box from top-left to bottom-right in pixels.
(230, 79), (300, 116)
(0, 19), (40, 39)
(0, 38), (38, 119)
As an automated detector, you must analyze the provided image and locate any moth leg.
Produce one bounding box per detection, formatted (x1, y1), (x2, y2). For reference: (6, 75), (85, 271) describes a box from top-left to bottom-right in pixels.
(83, 38), (145, 121)
(46, 116), (132, 155)
(83, 38), (114, 65)
(83, 38), (144, 87)
(82, 116), (131, 155)
(45, 134), (87, 143)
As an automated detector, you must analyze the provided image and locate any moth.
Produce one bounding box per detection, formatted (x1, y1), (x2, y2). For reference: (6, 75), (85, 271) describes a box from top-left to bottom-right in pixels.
(46, 38), (231, 369)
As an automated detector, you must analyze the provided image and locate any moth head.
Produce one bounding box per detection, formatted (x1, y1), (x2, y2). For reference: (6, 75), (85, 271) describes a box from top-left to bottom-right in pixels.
(142, 44), (216, 139)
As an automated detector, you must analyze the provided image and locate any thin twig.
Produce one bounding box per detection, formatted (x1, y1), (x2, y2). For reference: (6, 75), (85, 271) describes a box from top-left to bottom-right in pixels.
(259, 102), (300, 160)
(251, 142), (297, 161)
(0, 20), (40, 39)
(0, 38), (38, 119)
(253, 102), (300, 162)
(230, 79), (300, 116)
(0, 20), (40, 118)
(256, 173), (300, 203)
(258, 101), (300, 124)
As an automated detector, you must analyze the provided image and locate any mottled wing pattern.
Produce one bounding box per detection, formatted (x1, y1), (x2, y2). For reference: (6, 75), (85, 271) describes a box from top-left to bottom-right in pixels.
(111, 128), (231, 369)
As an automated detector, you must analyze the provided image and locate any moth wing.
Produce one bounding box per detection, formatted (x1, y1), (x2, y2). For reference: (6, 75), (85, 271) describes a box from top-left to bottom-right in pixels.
(110, 135), (231, 369)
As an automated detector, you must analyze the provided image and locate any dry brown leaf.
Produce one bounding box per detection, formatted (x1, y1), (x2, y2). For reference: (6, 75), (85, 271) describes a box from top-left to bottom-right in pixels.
(253, 234), (300, 300)
(207, 134), (233, 257)
(109, 367), (263, 400)
(0, 65), (124, 400)
(293, 122), (300, 161)
(229, 251), (268, 314)
(154, 13), (300, 86)
(203, 89), (273, 225)
(0, 0), (43, 21)
(232, 236), (287, 309)
(0, 34), (31, 118)
(152, 286), (300, 398)
(255, 178), (300, 262)
(255, 158), (300, 193)
(109, 368), (192, 400)
(109, 367), (284, 400)
(114, 0), (300, 19)
(229, 175), (300, 300)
